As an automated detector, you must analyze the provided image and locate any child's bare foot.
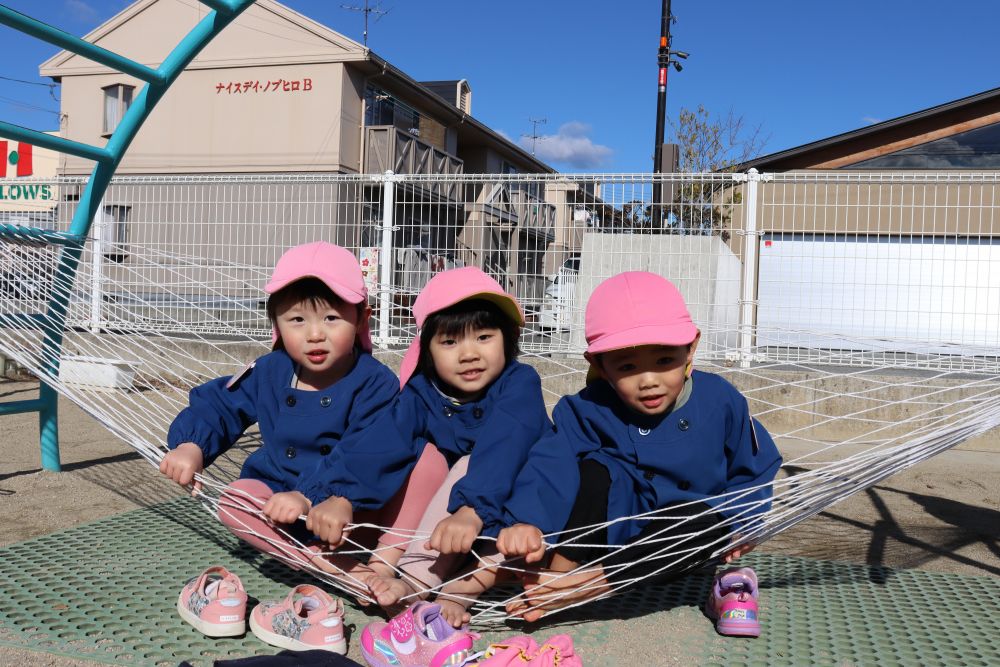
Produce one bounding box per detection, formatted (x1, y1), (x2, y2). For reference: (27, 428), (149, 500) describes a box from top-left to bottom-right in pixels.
(367, 573), (420, 608)
(365, 559), (397, 580)
(436, 597), (472, 628)
(307, 550), (377, 604)
(505, 565), (610, 622)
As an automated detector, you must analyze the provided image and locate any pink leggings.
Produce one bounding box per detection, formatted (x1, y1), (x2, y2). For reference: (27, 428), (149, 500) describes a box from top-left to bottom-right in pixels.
(395, 455), (504, 595)
(217, 443), (449, 569)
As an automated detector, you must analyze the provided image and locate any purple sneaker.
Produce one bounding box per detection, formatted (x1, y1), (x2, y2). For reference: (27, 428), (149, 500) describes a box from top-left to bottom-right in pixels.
(360, 602), (477, 667)
(705, 567), (761, 637)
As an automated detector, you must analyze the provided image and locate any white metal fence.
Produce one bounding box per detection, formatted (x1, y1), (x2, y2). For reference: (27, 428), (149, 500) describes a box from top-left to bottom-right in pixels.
(1, 171), (998, 369)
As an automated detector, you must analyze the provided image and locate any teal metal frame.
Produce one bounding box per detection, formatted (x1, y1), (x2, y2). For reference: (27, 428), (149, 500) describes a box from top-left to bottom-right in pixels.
(0, 0), (256, 470)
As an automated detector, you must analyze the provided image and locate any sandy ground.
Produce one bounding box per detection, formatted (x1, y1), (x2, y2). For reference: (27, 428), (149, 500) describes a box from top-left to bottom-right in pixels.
(2, 378), (999, 666)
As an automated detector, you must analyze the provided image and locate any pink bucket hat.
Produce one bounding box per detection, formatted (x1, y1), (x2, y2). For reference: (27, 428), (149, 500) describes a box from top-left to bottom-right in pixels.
(264, 241), (372, 352)
(398, 267), (524, 387)
(586, 271), (697, 360)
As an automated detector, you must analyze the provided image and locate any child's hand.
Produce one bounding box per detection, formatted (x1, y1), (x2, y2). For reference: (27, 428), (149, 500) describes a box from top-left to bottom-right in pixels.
(159, 443), (204, 495)
(497, 523), (547, 563)
(722, 535), (755, 563)
(263, 491), (311, 525)
(428, 506), (483, 554)
(305, 496), (354, 547)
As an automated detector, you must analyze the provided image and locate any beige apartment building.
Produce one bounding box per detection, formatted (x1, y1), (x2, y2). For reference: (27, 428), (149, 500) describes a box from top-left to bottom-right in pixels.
(38, 0), (568, 318)
(42, 0), (550, 177)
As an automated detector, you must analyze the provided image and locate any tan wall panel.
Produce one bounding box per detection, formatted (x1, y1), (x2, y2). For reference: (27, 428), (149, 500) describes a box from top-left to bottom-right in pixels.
(759, 179), (1000, 236)
(60, 63), (355, 174)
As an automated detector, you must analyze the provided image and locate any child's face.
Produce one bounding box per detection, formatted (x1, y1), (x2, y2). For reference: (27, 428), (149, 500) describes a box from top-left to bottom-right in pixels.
(429, 325), (506, 402)
(592, 341), (697, 417)
(274, 297), (362, 389)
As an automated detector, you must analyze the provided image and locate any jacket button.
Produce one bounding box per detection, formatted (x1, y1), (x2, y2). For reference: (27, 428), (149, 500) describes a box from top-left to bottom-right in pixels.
(285, 446), (296, 459)
(320, 396), (332, 407)
(319, 445), (332, 455)
(643, 470), (655, 480)
(286, 396), (296, 407)
(678, 418), (690, 431)
(678, 480), (691, 490)
(443, 406), (454, 417)
(472, 407), (484, 419)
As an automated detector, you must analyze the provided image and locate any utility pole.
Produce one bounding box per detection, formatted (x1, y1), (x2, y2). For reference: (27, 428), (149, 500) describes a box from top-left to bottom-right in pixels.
(342, 0), (390, 47)
(522, 117), (547, 157)
(652, 0), (687, 225)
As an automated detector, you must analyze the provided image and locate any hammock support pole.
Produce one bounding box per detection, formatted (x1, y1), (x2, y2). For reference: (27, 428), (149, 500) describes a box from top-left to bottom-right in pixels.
(0, 0), (256, 471)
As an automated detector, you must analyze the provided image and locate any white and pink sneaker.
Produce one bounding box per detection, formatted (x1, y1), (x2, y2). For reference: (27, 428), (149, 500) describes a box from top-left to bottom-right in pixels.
(249, 584), (347, 654)
(177, 566), (248, 637)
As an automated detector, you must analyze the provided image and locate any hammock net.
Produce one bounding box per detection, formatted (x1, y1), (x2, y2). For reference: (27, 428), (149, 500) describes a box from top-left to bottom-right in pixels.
(2, 172), (999, 625)
(1, 0), (999, 628)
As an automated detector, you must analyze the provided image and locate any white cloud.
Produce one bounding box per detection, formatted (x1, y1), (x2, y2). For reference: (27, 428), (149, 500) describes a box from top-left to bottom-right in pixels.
(861, 116), (882, 125)
(64, 0), (99, 23)
(518, 121), (612, 169)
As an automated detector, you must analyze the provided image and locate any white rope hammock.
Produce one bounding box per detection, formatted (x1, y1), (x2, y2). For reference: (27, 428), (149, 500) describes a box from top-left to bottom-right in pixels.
(3, 236), (1000, 626)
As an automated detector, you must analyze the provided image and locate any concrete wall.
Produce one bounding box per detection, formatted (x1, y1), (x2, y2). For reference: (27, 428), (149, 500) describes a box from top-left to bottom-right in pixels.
(569, 233), (742, 355)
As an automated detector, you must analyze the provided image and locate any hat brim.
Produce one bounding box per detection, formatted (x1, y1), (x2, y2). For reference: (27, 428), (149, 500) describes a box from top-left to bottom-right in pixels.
(585, 323), (698, 384)
(450, 291), (524, 327)
(586, 322), (698, 356)
(264, 273), (365, 304)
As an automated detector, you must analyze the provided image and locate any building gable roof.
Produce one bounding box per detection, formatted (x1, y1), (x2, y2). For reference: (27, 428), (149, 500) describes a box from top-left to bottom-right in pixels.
(36, 0), (553, 173)
(39, 0), (367, 78)
(741, 86), (1000, 171)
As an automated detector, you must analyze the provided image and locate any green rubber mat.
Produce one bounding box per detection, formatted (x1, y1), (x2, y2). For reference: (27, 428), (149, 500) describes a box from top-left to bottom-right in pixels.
(0, 497), (997, 666)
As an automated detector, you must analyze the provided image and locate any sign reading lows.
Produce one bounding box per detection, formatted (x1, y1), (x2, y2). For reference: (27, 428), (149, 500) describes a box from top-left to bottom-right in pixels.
(0, 138), (60, 213)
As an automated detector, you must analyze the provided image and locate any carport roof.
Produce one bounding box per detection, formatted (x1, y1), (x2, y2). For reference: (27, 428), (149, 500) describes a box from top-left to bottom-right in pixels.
(739, 86), (1000, 171)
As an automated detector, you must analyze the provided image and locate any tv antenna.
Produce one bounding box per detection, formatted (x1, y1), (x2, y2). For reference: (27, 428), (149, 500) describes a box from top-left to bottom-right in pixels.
(342, 0), (391, 46)
(521, 117), (548, 156)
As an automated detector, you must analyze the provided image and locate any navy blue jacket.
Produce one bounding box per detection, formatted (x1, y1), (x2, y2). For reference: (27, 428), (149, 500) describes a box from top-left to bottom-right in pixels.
(503, 370), (783, 545)
(305, 360), (551, 537)
(167, 350), (398, 499)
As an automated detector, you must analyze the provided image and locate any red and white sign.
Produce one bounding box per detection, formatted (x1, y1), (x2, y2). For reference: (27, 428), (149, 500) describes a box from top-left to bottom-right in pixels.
(0, 141), (33, 177)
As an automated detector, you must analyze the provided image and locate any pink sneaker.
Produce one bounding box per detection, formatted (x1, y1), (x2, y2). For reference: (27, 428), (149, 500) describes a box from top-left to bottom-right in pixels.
(479, 634), (583, 666)
(705, 566), (761, 637)
(177, 566), (247, 637)
(249, 584), (347, 654)
(360, 602), (477, 667)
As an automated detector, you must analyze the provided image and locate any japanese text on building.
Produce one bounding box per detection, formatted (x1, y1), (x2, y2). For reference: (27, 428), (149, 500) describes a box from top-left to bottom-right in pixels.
(215, 78), (313, 95)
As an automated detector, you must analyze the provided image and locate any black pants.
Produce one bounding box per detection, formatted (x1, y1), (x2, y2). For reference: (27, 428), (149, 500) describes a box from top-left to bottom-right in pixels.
(554, 459), (729, 584)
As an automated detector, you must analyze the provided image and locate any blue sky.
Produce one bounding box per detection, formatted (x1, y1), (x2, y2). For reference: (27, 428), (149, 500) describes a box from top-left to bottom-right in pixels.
(0, 0), (996, 172)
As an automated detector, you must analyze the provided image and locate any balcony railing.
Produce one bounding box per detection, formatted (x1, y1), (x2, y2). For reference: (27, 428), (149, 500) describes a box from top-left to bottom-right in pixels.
(365, 126), (464, 200)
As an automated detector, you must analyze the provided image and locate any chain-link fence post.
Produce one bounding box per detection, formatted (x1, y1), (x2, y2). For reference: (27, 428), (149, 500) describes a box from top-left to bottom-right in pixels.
(89, 199), (105, 333)
(376, 171), (397, 346)
(739, 169), (762, 368)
